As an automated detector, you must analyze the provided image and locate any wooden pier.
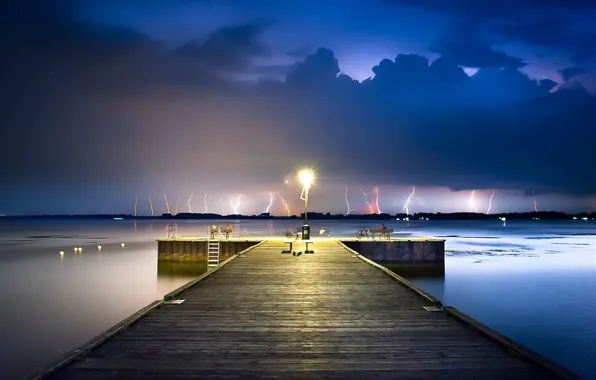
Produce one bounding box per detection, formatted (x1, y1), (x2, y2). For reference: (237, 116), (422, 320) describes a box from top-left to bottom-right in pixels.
(34, 239), (579, 380)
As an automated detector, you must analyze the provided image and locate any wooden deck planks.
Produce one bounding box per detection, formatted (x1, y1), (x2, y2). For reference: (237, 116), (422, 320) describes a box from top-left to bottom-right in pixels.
(42, 240), (561, 379)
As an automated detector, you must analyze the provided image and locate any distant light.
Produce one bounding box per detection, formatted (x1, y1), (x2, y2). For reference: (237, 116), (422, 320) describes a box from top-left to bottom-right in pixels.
(284, 180), (288, 183)
(59, 251), (64, 256)
(97, 245), (102, 250)
(121, 243), (125, 248)
(113, 217), (123, 220)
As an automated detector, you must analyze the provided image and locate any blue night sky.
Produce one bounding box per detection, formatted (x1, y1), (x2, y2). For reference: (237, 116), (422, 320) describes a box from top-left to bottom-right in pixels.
(2, 0), (596, 215)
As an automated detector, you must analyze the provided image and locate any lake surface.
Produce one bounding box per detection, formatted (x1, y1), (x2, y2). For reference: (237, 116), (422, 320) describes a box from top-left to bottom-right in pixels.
(0, 219), (594, 379)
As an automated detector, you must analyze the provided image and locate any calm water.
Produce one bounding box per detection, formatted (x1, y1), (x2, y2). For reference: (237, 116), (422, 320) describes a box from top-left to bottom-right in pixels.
(0, 219), (594, 379)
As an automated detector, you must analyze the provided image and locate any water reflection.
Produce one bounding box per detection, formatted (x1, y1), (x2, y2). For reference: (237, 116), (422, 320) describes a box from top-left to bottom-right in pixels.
(158, 261), (208, 278)
(383, 262), (446, 278)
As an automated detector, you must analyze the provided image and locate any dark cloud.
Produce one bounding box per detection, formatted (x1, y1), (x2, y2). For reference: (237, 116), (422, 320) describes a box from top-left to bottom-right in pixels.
(2, 6), (596, 215)
(490, 18), (596, 64)
(285, 48), (340, 85)
(285, 47), (313, 59)
(387, 0), (596, 66)
(176, 22), (271, 75)
(422, 18), (527, 70)
(559, 67), (588, 81)
(431, 41), (526, 69)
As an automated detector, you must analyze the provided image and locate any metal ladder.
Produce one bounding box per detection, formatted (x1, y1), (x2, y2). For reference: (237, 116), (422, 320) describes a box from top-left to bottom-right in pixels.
(207, 241), (220, 266)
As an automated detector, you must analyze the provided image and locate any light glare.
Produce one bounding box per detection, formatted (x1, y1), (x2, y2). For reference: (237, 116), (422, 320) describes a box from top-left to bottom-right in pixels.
(298, 169), (314, 187)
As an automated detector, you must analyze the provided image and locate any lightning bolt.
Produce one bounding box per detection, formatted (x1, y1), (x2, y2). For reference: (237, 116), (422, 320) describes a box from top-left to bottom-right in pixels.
(134, 196), (138, 217)
(266, 192), (274, 214)
(162, 193), (170, 214)
(469, 190), (477, 213)
(360, 188), (374, 214)
(276, 192), (291, 216)
(533, 189), (538, 212)
(414, 194), (425, 207)
(375, 186), (382, 214)
(204, 190), (208, 213)
(229, 195), (241, 215)
(403, 187), (416, 215)
(345, 187), (356, 215)
(174, 196), (179, 215)
(148, 194), (154, 216)
(187, 193), (193, 213)
(487, 189), (495, 214)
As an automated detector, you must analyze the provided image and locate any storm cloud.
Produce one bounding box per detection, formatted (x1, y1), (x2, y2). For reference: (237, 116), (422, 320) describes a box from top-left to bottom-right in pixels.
(1, 0), (595, 214)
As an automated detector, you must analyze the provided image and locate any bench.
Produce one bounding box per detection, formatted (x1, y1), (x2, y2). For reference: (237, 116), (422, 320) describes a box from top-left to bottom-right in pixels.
(281, 237), (314, 254)
(282, 239), (296, 254)
(208, 224), (233, 239)
(368, 228), (393, 239)
(357, 228), (393, 239)
(282, 230), (299, 254)
(303, 239), (314, 254)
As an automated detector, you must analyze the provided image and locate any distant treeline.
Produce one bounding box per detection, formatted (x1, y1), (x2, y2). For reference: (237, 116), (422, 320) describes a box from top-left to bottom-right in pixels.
(2, 211), (595, 221)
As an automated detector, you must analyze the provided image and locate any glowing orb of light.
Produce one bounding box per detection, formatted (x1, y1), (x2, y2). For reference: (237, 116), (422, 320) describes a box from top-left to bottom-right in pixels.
(59, 251), (64, 255)
(97, 245), (102, 250)
(298, 169), (314, 187)
(121, 243), (125, 248)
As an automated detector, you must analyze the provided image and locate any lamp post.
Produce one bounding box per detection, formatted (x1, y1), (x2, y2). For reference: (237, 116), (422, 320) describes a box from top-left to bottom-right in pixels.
(299, 169), (314, 240)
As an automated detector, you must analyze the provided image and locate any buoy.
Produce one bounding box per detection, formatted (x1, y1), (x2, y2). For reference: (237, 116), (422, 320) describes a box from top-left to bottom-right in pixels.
(120, 243), (125, 248)
(97, 245), (102, 250)
(59, 251), (64, 255)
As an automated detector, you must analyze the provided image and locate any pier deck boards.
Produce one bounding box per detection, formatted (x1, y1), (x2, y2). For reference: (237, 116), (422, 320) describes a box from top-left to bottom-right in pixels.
(43, 240), (560, 379)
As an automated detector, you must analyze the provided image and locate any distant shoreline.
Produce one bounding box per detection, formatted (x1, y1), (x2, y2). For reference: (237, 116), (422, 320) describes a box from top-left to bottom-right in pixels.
(1, 211), (594, 221)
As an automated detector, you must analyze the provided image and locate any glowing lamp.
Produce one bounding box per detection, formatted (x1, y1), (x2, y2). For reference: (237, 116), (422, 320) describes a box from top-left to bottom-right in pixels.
(121, 243), (125, 248)
(298, 169), (314, 188)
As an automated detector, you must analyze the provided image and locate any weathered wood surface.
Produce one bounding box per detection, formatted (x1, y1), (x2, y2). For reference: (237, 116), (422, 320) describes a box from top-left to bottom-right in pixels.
(43, 240), (562, 379)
